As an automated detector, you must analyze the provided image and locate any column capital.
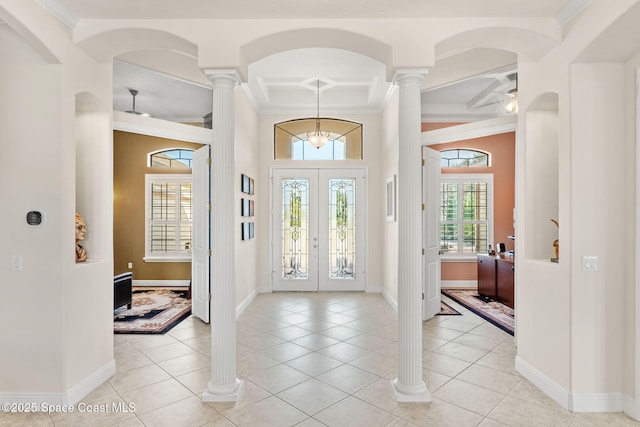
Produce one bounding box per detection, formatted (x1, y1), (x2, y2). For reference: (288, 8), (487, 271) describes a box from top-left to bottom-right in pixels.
(392, 68), (429, 86)
(204, 68), (242, 85)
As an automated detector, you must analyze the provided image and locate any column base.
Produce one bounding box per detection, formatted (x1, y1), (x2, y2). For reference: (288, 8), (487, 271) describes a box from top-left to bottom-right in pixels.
(391, 378), (431, 402)
(202, 379), (243, 402)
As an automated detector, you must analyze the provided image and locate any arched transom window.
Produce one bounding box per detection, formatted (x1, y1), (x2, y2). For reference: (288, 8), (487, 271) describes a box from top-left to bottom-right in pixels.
(148, 148), (194, 168)
(440, 149), (489, 168)
(274, 118), (363, 160)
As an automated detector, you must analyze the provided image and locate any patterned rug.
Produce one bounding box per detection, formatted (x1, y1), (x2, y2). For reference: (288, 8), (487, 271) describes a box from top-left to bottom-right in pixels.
(114, 288), (191, 334)
(438, 300), (461, 316)
(441, 288), (514, 335)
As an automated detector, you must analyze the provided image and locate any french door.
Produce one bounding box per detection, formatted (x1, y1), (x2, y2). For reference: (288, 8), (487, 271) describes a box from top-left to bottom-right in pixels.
(272, 168), (366, 291)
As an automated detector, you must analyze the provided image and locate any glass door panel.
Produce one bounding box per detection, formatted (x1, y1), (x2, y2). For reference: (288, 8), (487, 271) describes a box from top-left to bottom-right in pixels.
(272, 168), (365, 292)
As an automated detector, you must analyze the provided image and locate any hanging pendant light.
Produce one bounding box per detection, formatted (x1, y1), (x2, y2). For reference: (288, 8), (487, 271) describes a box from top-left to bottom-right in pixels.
(125, 88), (151, 117)
(307, 79), (330, 149)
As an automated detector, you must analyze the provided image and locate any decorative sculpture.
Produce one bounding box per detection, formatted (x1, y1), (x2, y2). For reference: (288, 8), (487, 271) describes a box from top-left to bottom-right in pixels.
(75, 213), (87, 262)
(551, 219), (559, 260)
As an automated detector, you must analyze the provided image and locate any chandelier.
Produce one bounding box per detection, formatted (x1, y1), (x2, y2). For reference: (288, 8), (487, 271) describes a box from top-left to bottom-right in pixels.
(307, 79), (330, 148)
(505, 73), (518, 114)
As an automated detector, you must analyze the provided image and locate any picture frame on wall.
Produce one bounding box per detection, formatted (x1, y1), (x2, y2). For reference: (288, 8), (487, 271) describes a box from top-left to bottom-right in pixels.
(241, 174), (250, 194)
(241, 222), (250, 240)
(249, 222), (254, 239)
(241, 198), (250, 217)
(249, 177), (255, 195)
(386, 175), (396, 222)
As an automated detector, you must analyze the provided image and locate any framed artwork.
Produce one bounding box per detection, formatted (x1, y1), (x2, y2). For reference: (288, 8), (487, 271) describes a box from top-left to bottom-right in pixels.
(241, 222), (250, 240)
(241, 198), (250, 217)
(249, 222), (255, 239)
(249, 200), (255, 217)
(241, 174), (250, 194)
(386, 175), (396, 222)
(249, 177), (255, 195)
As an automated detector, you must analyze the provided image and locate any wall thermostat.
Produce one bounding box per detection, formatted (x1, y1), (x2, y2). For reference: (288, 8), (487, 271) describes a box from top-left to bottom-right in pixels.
(26, 211), (43, 226)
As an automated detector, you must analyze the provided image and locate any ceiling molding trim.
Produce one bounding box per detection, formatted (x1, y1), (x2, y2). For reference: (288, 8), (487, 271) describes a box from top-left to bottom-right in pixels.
(113, 111), (213, 145)
(422, 115), (517, 145)
(35, 0), (78, 29)
(555, 0), (593, 26)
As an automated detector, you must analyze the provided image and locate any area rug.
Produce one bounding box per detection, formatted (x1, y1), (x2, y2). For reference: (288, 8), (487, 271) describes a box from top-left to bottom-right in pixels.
(441, 288), (514, 335)
(438, 300), (462, 316)
(114, 288), (191, 334)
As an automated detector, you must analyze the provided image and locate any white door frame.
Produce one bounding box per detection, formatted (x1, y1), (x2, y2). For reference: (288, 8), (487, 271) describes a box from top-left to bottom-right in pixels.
(270, 165), (368, 292)
(191, 145), (211, 323)
(422, 147), (441, 320)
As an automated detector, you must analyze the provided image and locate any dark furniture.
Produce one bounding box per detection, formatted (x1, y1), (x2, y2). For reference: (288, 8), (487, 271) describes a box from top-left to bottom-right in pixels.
(477, 254), (514, 309)
(114, 272), (133, 310)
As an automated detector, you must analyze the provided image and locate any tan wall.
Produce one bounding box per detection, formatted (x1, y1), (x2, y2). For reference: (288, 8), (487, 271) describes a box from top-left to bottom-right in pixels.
(113, 130), (204, 280)
(429, 131), (516, 282)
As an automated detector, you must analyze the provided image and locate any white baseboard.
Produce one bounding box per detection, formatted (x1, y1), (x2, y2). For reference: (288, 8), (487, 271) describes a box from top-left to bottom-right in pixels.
(66, 359), (116, 405)
(441, 280), (477, 289)
(624, 395), (639, 420)
(515, 356), (570, 409)
(236, 290), (257, 318)
(382, 289), (398, 312)
(515, 356), (636, 415)
(133, 280), (191, 287)
(0, 359), (115, 406)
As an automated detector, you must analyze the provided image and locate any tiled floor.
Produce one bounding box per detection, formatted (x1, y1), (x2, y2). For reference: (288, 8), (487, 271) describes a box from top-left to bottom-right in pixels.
(2, 292), (639, 426)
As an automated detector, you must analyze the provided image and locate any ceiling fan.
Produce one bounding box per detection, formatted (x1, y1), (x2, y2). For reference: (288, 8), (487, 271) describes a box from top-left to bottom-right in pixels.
(125, 89), (151, 117)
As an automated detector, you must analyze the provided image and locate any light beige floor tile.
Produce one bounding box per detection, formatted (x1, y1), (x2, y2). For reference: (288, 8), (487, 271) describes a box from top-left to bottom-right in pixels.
(244, 364), (311, 394)
(397, 397), (484, 427)
(290, 333), (340, 351)
(433, 378), (505, 416)
(259, 341), (312, 363)
(423, 368), (453, 392)
(569, 411), (640, 426)
(124, 333), (179, 350)
(0, 412), (54, 427)
(109, 363), (171, 394)
(140, 341), (197, 364)
(455, 364), (521, 395)
(237, 333), (285, 352)
(488, 395), (573, 426)
(137, 395), (223, 427)
(285, 351), (343, 377)
(423, 352), (472, 378)
(175, 366), (211, 395)
(320, 325), (363, 341)
(121, 378), (193, 415)
(436, 318), (483, 333)
(433, 341), (489, 363)
(422, 325), (466, 342)
(354, 378), (406, 416)
(318, 341), (370, 363)
(452, 332), (505, 351)
(181, 334), (211, 355)
(475, 350), (519, 376)
(348, 351), (396, 377)
(236, 350), (280, 377)
(49, 396), (137, 427)
(298, 319), (338, 332)
(277, 378), (348, 415)
(478, 417), (511, 426)
(385, 417), (422, 427)
(225, 396), (307, 427)
(314, 396), (396, 427)
(293, 417), (329, 427)
(422, 335), (450, 351)
(269, 325), (314, 341)
(346, 333), (394, 352)
(316, 364), (380, 394)
(468, 323), (511, 341)
(206, 379), (271, 417)
(114, 349), (154, 373)
(156, 350), (210, 377)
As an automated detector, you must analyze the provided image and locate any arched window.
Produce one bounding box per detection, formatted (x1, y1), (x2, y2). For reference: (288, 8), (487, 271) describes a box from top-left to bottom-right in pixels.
(440, 149), (489, 168)
(274, 118), (363, 160)
(148, 148), (194, 168)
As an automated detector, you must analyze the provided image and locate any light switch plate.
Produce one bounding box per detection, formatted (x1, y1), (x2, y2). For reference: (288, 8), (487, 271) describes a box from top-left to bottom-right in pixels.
(582, 256), (598, 271)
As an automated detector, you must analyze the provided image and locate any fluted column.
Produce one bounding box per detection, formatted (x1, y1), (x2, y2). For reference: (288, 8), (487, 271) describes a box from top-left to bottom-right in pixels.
(202, 69), (242, 402)
(392, 69), (431, 402)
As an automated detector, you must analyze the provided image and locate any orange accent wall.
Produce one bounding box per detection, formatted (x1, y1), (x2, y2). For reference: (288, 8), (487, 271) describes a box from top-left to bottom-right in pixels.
(429, 131), (515, 282)
(113, 131), (204, 279)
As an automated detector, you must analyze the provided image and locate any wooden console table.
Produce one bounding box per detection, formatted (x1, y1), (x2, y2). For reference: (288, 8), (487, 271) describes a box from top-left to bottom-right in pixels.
(477, 253), (514, 309)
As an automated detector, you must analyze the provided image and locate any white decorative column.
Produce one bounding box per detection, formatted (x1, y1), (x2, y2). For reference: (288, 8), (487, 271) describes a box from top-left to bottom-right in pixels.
(392, 69), (431, 402)
(202, 69), (242, 402)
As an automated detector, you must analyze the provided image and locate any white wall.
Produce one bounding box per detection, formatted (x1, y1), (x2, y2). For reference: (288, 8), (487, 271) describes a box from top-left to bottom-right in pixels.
(235, 87), (260, 306)
(381, 90), (400, 306)
(0, 4), (114, 403)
